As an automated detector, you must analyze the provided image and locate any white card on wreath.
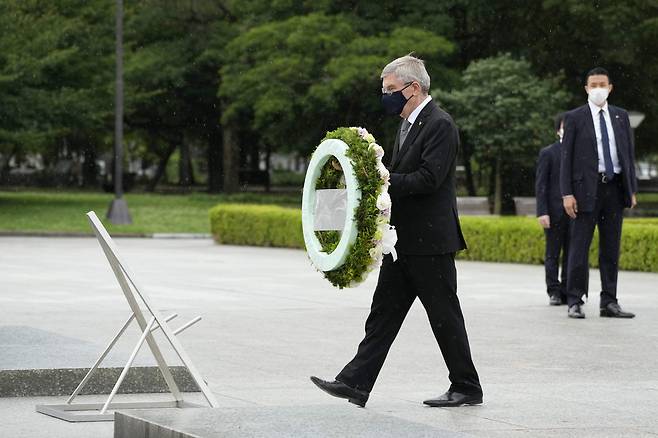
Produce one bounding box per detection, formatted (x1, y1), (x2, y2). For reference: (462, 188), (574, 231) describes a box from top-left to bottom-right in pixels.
(313, 189), (347, 231)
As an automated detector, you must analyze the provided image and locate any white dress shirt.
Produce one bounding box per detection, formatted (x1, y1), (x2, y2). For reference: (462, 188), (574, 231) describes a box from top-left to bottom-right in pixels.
(588, 100), (621, 174)
(407, 95), (432, 126)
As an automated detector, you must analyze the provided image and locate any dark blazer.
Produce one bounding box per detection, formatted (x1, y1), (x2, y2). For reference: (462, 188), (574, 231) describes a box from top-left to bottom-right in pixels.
(560, 104), (638, 212)
(535, 141), (564, 220)
(386, 100), (467, 255)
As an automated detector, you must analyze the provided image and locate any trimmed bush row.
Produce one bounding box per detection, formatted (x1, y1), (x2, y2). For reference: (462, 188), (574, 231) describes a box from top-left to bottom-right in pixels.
(209, 204), (658, 273)
(209, 204), (303, 248)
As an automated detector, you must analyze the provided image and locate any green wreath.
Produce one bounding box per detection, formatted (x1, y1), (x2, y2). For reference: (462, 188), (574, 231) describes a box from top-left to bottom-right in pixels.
(304, 127), (396, 289)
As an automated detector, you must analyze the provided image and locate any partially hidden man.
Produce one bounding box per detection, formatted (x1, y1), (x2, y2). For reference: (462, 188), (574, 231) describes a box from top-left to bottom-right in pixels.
(311, 55), (482, 408)
(536, 114), (570, 306)
(560, 67), (638, 319)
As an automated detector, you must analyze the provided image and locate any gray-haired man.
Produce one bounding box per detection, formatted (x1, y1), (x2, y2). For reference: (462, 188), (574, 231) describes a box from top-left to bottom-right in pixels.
(310, 55), (482, 408)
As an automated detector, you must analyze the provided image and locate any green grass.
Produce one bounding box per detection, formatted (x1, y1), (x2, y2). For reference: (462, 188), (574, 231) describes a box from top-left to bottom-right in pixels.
(0, 190), (301, 235)
(1, 189), (654, 236)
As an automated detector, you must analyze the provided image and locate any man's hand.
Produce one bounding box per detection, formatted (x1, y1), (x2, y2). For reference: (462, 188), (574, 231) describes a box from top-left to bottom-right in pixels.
(563, 195), (578, 219)
(538, 215), (551, 229)
(631, 193), (637, 209)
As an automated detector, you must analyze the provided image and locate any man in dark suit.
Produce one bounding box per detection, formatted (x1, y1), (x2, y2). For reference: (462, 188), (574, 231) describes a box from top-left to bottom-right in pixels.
(536, 114), (570, 306)
(310, 55), (482, 408)
(560, 67), (638, 319)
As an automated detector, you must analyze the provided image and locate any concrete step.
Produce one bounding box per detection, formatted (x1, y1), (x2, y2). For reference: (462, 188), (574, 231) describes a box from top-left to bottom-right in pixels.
(114, 405), (469, 438)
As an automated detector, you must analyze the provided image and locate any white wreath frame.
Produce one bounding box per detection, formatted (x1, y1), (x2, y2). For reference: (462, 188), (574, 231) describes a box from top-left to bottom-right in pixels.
(302, 139), (361, 272)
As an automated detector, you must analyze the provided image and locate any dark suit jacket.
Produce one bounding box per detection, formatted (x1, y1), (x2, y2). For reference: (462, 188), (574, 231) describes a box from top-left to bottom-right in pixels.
(560, 104), (638, 212)
(385, 101), (467, 255)
(535, 141), (564, 220)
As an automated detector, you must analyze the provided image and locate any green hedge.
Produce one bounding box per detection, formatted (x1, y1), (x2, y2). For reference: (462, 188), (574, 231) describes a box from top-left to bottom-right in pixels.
(456, 217), (658, 272)
(209, 204), (303, 248)
(209, 204), (658, 272)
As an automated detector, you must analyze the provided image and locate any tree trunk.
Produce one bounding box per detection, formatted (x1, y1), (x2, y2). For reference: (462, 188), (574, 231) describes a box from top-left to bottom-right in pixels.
(464, 156), (476, 196)
(0, 147), (16, 183)
(493, 156), (502, 215)
(82, 142), (98, 187)
(460, 140), (476, 196)
(147, 142), (176, 192)
(178, 140), (194, 187)
(207, 125), (223, 193)
(250, 143), (259, 172)
(223, 125), (240, 193)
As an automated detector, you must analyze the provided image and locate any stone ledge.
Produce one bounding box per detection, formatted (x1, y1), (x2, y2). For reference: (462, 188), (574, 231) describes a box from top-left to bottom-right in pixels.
(0, 366), (199, 397)
(114, 405), (468, 438)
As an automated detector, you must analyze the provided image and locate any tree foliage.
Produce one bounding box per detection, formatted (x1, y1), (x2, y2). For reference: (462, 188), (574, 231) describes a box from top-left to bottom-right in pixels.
(219, 12), (454, 156)
(1, 0), (657, 196)
(0, 0), (113, 159)
(438, 54), (568, 213)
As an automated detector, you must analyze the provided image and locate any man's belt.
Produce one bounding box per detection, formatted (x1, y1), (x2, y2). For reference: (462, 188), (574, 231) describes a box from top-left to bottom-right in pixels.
(598, 172), (622, 184)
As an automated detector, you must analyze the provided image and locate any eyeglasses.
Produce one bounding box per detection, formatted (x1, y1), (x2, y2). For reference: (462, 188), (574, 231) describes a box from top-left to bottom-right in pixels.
(381, 82), (413, 95)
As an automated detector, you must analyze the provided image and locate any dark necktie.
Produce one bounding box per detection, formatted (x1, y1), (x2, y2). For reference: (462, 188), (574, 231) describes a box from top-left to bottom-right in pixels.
(599, 110), (614, 181)
(399, 119), (412, 148)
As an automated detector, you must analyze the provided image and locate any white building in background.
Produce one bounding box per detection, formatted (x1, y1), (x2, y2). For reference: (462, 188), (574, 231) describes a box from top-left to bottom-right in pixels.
(267, 153), (308, 173)
(637, 161), (658, 180)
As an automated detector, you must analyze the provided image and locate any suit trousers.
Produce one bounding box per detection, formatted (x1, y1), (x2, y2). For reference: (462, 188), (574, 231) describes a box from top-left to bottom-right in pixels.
(336, 253), (481, 395)
(544, 213), (570, 300)
(566, 178), (624, 307)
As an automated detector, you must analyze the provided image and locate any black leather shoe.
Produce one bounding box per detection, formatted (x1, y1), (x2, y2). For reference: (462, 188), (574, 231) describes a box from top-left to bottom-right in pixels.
(568, 304), (585, 319)
(600, 303), (635, 318)
(423, 391), (483, 407)
(549, 294), (563, 306)
(310, 376), (369, 407)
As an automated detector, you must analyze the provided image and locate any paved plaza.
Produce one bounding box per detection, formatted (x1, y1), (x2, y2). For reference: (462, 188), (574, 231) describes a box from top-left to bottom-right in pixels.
(1, 236), (657, 437)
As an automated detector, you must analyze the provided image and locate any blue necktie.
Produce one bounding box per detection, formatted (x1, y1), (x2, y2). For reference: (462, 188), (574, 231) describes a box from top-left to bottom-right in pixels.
(599, 110), (614, 181)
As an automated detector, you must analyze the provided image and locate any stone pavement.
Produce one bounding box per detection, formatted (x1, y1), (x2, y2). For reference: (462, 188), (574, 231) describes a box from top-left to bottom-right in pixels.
(1, 236), (657, 437)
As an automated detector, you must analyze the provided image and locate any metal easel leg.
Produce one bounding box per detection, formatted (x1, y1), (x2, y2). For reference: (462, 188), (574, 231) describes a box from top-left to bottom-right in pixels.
(65, 312), (179, 405)
(100, 316), (156, 415)
(66, 313), (135, 404)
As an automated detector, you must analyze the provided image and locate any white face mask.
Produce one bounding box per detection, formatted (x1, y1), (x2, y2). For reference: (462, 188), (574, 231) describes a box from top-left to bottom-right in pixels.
(588, 87), (609, 106)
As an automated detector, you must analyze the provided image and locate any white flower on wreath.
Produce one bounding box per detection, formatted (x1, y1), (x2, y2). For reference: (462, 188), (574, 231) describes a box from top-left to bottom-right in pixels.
(377, 162), (390, 182)
(376, 191), (392, 211)
(376, 222), (389, 241)
(368, 253), (384, 271)
(370, 143), (385, 159)
(369, 245), (383, 261)
(353, 127), (376, 144)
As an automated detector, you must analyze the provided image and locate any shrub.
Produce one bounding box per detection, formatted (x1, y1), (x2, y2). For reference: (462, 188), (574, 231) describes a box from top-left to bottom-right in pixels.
(209, 204), (658, 273)
(271, 170), (306, 187)
(209, 204), (303, 248)
(457, 217), (658, 272)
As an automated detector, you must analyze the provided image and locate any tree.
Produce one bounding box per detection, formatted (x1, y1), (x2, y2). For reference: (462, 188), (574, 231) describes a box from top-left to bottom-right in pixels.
(124, 0), (236, 192)
(218, 11), (455, 191)
(0, 0), (114, 185)
(438, 54), (568, 214)
(445, 0), (658, 158)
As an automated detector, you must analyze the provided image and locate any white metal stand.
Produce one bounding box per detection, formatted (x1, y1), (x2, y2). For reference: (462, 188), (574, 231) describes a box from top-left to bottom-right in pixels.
(36, 211), (218, 422)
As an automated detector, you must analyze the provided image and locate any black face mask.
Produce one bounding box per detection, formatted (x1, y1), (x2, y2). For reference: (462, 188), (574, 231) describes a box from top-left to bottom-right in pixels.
(381, 82), (412, 115)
